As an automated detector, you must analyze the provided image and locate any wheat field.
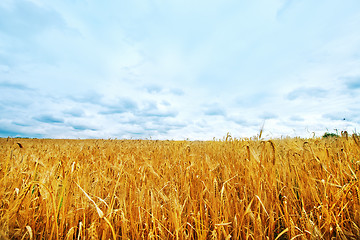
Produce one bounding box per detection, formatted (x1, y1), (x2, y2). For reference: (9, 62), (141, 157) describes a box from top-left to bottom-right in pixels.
(0, 134), (360, 239)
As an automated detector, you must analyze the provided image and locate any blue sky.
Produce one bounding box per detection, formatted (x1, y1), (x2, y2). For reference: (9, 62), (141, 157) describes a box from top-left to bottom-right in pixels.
(1, 0), (360, 139)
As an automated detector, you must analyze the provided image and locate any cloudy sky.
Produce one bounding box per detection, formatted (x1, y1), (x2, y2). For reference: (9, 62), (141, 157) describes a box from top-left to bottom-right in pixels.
(1, 0), (360, 140)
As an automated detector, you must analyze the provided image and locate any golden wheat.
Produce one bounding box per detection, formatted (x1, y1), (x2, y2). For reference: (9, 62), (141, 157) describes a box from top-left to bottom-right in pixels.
(0, 136), (359, 239)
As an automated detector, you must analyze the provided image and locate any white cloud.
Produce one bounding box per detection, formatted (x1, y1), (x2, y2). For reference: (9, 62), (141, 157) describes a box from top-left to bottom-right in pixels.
(1, 0), (360, 139)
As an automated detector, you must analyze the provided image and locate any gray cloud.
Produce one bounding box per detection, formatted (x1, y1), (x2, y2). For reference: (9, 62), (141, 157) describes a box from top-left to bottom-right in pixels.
(0, 83), (35, 108)
(142, 85), (185, 96)
(139, 108), (178, 118)
(69, 93), (178, 120)
(289, 115), (304, 122)
(142, 111), (177, 118)
(0, 1), (67, 38)
(100, 98), (138, 115)
(161, 100), (171, 106)
(322, 113), (338, 121)
(120, 105), (184, 137)
(123, 130), (146, 137)
(322, 112), (358, 122)
(144, 84), (162, 94)
(0, 121), (43, 138)
(140, 119), (187, 136)
(0, 81), (32, 91)
(236, 92), (271, 108)
(12, 121), (33, 127)
(138, 101), (177, 118)
(63, 108), (85, 117)
(344, 76), (360, 89)
(33, 114), (64, 124)
(260, 112), (278, 120)
(169, 88), (185, 96)
(71, 124), (97, 131)
(227, 116), (260, 127)
(69, 92), (103, 105)
(0, 127), (22, 137)
(204, 105), (226, 116)
(286, 87), (328, 100)
(349, 107), (360, 119)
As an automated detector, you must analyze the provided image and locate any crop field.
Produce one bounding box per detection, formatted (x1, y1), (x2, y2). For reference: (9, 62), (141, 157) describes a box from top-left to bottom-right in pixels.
(0, 135), (360, 239)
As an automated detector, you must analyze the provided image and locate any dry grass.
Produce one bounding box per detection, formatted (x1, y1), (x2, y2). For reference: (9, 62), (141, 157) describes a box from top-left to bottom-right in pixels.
(0, 135), (359, 239)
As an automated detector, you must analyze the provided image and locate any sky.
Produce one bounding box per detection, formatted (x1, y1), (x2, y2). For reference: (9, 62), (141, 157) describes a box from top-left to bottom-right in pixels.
(1, 0), (360, 140)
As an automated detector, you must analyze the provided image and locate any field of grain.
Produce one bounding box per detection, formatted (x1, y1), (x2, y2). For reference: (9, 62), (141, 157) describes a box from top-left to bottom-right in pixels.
(0, 135), (360, 239)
